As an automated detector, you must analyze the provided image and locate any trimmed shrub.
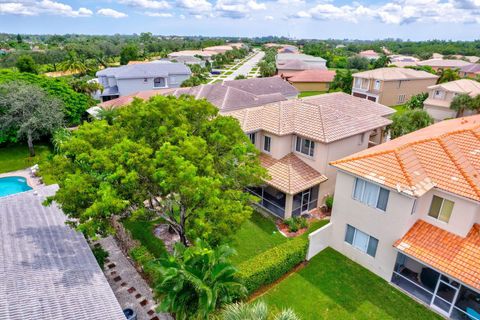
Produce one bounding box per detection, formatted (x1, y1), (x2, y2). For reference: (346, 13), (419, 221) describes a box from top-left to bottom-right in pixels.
(325, 195), (334, 211)
(284, 217), (308, 233)
(91, 245), (109, 269)
(236, 237), (308, 293)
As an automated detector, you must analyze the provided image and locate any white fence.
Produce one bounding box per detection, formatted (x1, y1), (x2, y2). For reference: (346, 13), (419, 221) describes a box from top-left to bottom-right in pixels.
(307, 222), (332, 260)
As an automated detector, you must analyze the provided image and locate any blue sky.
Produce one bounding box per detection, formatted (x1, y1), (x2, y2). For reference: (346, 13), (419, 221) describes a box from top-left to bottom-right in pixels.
(0, 0), (478, 40)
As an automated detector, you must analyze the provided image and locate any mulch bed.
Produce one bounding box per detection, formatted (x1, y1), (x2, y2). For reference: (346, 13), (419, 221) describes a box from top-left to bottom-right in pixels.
(276, 208), (330, 238)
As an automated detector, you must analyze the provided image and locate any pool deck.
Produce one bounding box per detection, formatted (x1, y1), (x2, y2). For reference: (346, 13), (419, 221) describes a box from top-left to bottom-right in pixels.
(0, 169), (43, 189)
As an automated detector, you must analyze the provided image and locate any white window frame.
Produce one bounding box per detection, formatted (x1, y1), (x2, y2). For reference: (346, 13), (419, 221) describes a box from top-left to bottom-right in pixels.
(398, 94), (406, 104)
(263, 135), (271, 153)
(352, 178), (389, 212)
(295, 136), (315, 157)
(354, 77), (362, 89)
(153, 77), (167, 88)
(374, 80), (381, 90)
(428, 195), (454, 223)
(248, 132), (256, 145)
(345, 224), (378, 257)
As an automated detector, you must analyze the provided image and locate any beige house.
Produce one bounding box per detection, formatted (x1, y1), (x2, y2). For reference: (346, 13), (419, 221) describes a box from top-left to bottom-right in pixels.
(352, 67), (439, 106)
(424, 79), (480, 122)
(308, 116), (480, 320)
(224, 92), (394, 219)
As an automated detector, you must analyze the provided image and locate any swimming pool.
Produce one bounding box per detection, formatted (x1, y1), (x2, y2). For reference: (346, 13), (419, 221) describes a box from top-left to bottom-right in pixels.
(0, 176), (32, 197)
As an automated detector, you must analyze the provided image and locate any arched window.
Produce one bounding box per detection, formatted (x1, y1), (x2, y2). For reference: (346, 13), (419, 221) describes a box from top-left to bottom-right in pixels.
(154, 77), (166, 88)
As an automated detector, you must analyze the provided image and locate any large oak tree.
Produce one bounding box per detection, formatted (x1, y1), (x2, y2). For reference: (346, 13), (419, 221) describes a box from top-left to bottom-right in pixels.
(47, 95), (266, 246)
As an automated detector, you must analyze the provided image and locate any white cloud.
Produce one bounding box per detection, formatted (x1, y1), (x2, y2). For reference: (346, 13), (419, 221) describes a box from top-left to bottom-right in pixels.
(277, 0), (305, 4)
(264, 14), (273, 20)
(144, 11), (173, 16)
(177, 0), (212, 13)
(293, 0), (480, 24)
(118, 0), (170, 9)
(97, 8), (127, 18)
(214, 0), (266, 18)
(0, 0), (92, 17)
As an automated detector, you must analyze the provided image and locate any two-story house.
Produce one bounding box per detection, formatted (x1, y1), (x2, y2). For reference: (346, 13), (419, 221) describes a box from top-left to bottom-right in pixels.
(424, 79), (480, 122)
(96, 61), (191, 102)
(352, 67), (439, 106)
(310, 116), (480, 320)
(223, 92), (394, 219)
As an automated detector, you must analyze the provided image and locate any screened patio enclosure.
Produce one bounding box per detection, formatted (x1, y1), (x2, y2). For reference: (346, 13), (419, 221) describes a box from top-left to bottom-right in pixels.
(391, 253), (480, 320)
(247, 184), (321, 219)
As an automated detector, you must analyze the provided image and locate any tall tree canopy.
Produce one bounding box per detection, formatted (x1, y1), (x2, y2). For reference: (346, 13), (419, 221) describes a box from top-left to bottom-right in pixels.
(0, 81), (64, 155)
(120, 44), (139, 65)
(390, 109), (433, 139)
(47, 96), (266, 245)
(15, 55), (37, 74)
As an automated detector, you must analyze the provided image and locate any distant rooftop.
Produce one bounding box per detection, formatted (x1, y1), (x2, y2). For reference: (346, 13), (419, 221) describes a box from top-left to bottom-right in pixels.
(417, 59), (471, 68)
(94, 77), (298, 113)
(276, 53), (326, 62)
(428, 79), (480, 97)
(353, 67), (439, 81)
(96, 61), (191, 79)
(0, 185), (125, 320)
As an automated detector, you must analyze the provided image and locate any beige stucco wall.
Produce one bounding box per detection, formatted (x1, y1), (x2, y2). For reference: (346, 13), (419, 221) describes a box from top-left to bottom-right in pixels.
(378, 78), (437, 106)
(291, 82), (330, 92)
(327, 170), (480, 281)
(424, 104), (457, 122)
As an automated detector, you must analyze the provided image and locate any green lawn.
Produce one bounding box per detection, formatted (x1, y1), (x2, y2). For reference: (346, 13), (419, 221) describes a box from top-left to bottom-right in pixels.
(123, 218), (167, 258)
(224, 71), (234, 75)
(230, 211), (329, 265)
(299, 91), (326, 98)
(0, 143), (52, 174)
(259, 248), (442, 320)
(229, 212), (287, 265)
(392, 104), (408, 116)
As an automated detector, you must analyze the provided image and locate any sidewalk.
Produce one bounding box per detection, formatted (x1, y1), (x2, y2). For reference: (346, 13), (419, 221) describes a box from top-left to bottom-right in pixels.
(98, 237), (172, 320)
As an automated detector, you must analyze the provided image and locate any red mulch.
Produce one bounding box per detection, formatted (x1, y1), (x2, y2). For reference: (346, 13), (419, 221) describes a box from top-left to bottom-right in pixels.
(276, 208), (330, 238)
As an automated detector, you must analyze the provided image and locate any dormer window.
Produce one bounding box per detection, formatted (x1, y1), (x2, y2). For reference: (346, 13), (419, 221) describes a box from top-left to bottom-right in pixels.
(434, 90), (444, 99)
(154, 77), (166, 88)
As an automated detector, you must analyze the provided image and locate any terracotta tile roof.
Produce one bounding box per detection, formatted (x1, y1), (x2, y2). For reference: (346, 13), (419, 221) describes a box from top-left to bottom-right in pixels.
(394, 220), (480, 290)
(224, 92), (393, 143)
(282, 70), (336, 83)
(353, 67), (439, 81)
(260, 153), (327, 194)
(359, 50), (379, 58)
(331, 115), (480, 201)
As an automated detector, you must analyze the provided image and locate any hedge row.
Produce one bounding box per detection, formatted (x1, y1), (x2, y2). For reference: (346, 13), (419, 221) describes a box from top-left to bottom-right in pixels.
(236, 236), (308, 294)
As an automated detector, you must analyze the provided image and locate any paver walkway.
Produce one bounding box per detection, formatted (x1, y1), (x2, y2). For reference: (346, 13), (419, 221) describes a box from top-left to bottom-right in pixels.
(98, 236), (172, 320)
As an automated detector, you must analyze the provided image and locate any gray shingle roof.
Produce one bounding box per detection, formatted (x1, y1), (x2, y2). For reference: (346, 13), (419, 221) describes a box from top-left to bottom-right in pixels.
(0, 186), (125, 320)
(96, 62), (191, 80)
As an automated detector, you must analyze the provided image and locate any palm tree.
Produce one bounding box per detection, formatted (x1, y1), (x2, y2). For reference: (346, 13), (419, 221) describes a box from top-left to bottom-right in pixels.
(437, 68), (460, 84)
(221, 301), (300, 320)
(59, 51), (87, 75)
(153, 240), (246, 320)
(450, 93), (473, 118)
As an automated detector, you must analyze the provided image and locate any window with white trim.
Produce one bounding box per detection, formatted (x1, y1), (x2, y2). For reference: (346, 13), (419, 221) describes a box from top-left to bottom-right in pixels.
(374, 80), (381, 90)
(397, 94), (406, 104)
(248, 132), (256, 145)
(295, 136), (315, 157)
(344, 224), (378, 257)
(153, 77), (166, 88)
(263, 135), (271, 153)
(353, 178), (389, 211)
(428, 195), (454, 223)
(354, 78), (362, 89)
